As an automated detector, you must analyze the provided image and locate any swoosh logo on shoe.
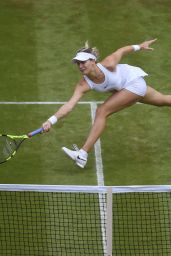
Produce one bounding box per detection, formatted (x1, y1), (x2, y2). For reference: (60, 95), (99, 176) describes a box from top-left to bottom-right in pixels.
(77, 156), (86, 162)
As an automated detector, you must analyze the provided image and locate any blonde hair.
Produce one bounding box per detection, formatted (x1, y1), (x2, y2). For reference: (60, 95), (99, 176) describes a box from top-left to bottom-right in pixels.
(76, 41), (99, 60)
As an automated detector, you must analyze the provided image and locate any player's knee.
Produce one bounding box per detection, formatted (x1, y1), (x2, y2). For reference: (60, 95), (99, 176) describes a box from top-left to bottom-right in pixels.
(155, 96), (171, 107)
(96, 105), (104, 116)
(96, 104), (109, 117)
(144, 94), (170, 107)
(156, 101), (165, 107)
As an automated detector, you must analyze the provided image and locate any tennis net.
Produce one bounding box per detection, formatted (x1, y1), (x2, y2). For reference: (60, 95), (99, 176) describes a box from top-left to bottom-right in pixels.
(0, 185), (171, 255)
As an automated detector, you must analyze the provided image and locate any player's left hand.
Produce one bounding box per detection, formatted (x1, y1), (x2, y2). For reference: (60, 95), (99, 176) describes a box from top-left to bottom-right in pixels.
(140, 38), (157, 51)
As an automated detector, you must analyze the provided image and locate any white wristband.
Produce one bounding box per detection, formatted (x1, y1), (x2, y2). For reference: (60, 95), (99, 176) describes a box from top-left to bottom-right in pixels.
(48, 115), (58, 125)
(132, 45), (140, 51)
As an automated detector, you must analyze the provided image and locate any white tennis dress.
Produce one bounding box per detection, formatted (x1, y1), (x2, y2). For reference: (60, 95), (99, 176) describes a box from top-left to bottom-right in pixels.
(84, 63), (148, 96)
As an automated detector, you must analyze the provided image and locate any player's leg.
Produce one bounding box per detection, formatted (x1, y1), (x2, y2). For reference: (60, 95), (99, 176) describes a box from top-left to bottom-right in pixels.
(140, 86), (171, 106)
(62, 89), (141, 168)
(81, 89), (141, 152)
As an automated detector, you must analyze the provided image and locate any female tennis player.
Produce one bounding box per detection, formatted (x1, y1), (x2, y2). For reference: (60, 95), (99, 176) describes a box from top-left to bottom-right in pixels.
(42, 38), (171, 168)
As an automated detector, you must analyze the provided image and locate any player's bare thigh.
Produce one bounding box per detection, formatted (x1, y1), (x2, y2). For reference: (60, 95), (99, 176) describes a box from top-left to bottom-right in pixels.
(139, 85), (164, 106)
(100, 89), (142, 116)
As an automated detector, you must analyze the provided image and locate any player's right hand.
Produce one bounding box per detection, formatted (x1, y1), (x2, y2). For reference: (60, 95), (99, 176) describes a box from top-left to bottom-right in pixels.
(42, 120), (52, 132)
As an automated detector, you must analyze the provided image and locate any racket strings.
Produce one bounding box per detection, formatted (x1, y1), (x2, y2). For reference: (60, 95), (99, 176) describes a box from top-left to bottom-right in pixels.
(0, 129), (40, 164)
(0, 136), (23, 163)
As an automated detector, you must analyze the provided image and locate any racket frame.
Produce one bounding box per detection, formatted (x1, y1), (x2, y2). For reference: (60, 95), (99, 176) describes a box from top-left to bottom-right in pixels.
(0, 127), (43, 164)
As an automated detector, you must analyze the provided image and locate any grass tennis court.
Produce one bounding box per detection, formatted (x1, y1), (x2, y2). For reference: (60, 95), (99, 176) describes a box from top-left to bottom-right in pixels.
(1, 1), (171, 255)
(1, 185), (171, 255)
(0, 0), (171, 185)
(1, 103), (171, 185)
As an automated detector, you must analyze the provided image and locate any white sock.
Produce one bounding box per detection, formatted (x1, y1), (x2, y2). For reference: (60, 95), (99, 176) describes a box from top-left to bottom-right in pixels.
(79, 149), (88, 158)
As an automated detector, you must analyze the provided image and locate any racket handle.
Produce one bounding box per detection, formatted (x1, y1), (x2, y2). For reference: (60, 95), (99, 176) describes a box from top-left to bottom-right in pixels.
(28, 128), (44, 137)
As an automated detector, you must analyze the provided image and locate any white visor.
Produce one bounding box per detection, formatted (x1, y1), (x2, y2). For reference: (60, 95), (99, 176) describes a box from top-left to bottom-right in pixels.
(72, 52), (97, 63)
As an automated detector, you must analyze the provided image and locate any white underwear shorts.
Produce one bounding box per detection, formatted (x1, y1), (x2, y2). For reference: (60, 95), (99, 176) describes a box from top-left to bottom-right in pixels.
(124, 77), (147, 96)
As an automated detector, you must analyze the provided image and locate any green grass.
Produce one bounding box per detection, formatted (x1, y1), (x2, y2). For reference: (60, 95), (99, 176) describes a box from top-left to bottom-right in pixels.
(1, 188), (171, 255)
(0, 191), (104, 256)
(103, 104), (171, 185)
(1, 1), (171, 255)
(0, 104), (97, 185)
(0, 0), (171, 185)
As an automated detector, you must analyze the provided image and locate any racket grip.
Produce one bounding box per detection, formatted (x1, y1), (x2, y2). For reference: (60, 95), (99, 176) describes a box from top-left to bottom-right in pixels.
(28, 128), (44, 137)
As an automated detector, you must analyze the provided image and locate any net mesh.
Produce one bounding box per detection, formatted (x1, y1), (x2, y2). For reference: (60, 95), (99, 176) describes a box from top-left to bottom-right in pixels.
(0, 190), (106, 256)
(0, 185), (171, 255)
(112, 192), (171, 255)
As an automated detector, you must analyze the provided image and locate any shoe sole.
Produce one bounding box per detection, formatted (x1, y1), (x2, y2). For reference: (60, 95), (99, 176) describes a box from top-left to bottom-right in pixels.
(76, 162), (84, 169)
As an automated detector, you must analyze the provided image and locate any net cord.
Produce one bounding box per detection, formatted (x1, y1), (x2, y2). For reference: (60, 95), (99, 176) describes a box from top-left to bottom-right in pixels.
(0, 184), (171, 193)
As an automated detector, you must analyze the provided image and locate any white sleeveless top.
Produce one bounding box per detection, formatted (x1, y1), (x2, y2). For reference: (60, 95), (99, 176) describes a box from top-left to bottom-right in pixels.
(84, 63), (148, 92)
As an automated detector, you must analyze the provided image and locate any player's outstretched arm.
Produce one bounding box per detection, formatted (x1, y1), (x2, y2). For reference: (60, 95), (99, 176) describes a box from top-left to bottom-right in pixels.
(101, 38), (157, 70)
(42, 80), (90, 132)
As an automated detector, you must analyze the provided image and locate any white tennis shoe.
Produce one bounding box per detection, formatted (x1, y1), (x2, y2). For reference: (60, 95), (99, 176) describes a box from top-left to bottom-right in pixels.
(62, 145), (87, 168)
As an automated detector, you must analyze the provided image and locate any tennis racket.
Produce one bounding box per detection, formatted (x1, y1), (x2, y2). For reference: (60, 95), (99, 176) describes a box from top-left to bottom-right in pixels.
(0, 127), (43, 164)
